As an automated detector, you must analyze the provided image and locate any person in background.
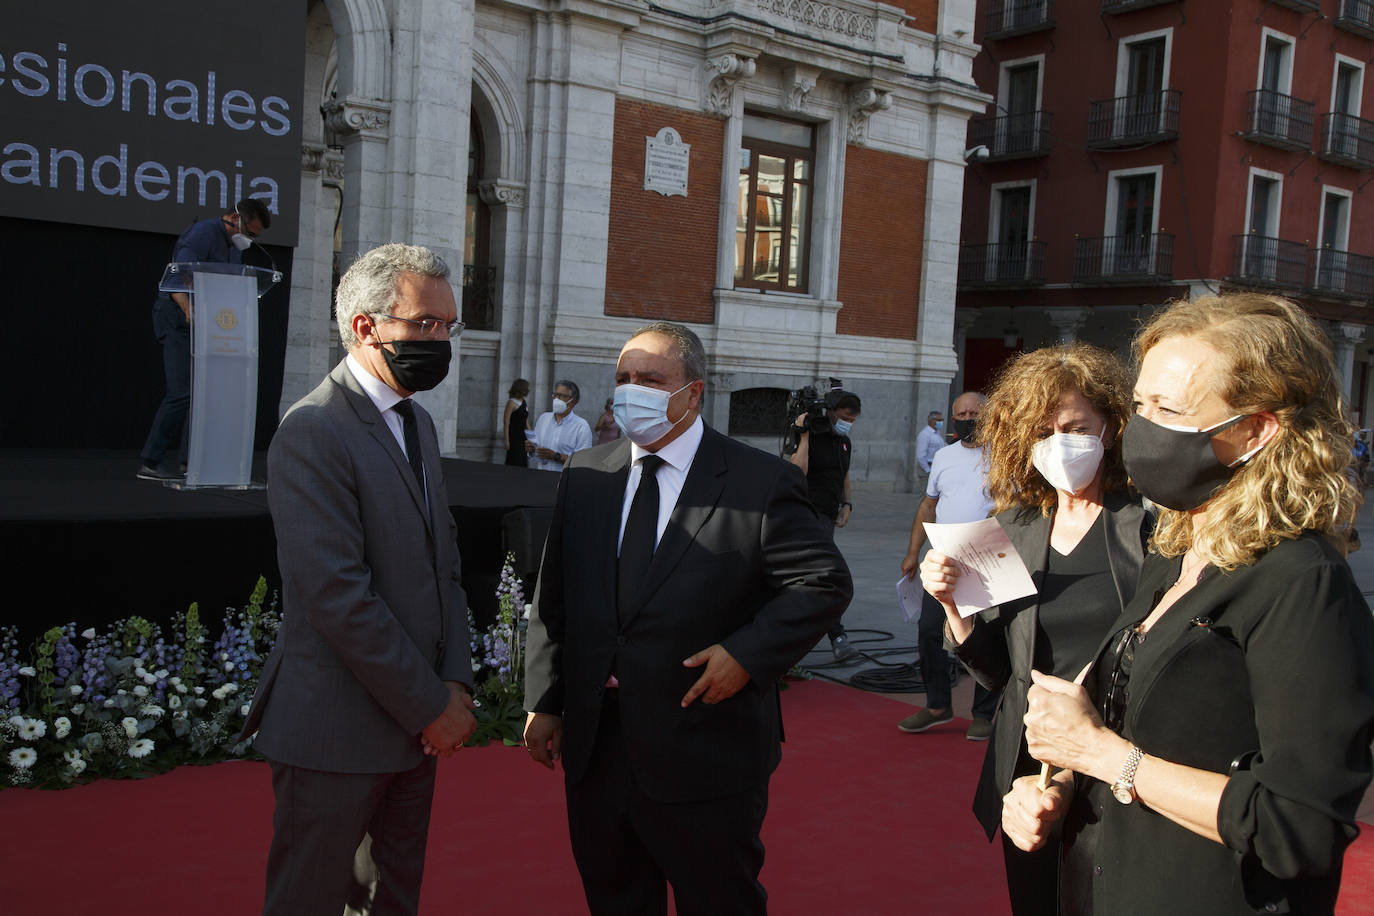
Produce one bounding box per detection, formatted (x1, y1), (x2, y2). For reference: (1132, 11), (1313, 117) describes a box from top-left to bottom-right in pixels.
(138, 198), (272, 481)
(594, 396), (622, 445)
(527, 380), (593, 471)
(898, 391), (1001, 740)
(1015, 294), (1374, 914)
(790, 390), (862, 661)
(504, 379), (531, 467)
(915, 409), (945, 495)
(919, 345), (1151, 915)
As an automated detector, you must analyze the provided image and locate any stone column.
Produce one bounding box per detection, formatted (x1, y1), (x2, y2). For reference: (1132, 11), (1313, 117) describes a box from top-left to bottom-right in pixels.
(1332, 322), (1365, 410)
(1045, 307), (1091, 344)
(951, 308), (980, 397)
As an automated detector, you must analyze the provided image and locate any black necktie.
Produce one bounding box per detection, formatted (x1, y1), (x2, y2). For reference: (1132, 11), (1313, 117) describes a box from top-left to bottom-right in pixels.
(617, 455), (665, 620)
(392, 399), (425, 491)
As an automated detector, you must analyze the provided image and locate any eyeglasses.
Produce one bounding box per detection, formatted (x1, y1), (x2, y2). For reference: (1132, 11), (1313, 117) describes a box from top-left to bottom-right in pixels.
(1100, 625), (1142, 733)
(373, 314), (465, 339)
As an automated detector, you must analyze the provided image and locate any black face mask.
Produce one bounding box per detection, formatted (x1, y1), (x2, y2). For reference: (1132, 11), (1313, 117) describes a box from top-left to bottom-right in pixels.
(379, 339), (451, 392)
(951, 418), (977, 441)
(1121, 413), (1250, 511)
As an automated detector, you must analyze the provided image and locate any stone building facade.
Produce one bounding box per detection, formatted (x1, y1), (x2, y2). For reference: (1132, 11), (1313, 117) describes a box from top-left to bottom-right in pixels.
(291, 0), (986, 488)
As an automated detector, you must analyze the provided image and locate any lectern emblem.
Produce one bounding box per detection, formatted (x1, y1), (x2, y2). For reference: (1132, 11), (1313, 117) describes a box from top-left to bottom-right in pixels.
(216, 309), (238, 330)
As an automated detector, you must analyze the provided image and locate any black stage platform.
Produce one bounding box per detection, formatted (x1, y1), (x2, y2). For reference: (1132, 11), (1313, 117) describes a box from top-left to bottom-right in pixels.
(0, 450), (559, 644)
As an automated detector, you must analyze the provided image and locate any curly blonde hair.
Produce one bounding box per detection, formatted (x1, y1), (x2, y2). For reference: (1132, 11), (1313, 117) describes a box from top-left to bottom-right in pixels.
(1135, 293), (1358, 568)
(979, 343), (1134, 516)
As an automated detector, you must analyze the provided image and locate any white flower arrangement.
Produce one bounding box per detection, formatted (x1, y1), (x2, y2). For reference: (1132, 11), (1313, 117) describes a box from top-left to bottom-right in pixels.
(0, 577), (281, 788)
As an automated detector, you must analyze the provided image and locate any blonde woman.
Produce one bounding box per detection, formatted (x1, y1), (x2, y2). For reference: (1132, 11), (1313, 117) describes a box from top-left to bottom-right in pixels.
(1013, 294), (1374, 914)
(920, 344), (1150, 915)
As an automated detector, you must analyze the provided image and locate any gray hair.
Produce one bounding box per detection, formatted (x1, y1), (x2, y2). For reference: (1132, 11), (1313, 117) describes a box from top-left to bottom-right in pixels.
(927, 409), (942, 422)
(335, 243), (451, 349)
(555, 379), (580, 403)
(631, 321), (707, 386)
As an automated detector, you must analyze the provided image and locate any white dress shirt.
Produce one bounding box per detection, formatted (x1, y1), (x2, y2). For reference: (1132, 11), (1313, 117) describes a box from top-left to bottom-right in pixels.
(346, 354), (426, 495)
(916, 424), (945, 473)
(617, 415), (704, 552)
(530, 410), (594, 471)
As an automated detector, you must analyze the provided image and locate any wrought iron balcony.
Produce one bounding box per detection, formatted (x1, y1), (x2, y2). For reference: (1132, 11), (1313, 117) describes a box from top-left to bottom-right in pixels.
(1309, 248), (1374, 300)
(1101, 0), (1180, 12)
(1072, 233), (1175, 284)
(983, 0), (1055, 39)
(967, 112), (1052, 160)
(1087, 90), (1181, 149)
(1319, 112), (1374, 169)
(1243, 89), (1314, 151)
(958, 241), (1048, 288)
(462, 264), (497, 331)
(1335, 0), (1374, 40)
(1228, 235), (1309, 290)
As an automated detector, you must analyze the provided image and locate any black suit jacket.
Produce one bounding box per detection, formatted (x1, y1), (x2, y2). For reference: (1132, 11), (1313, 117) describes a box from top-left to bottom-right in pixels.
(524, 423), (852, 803)
(952, 494), (1151, 839)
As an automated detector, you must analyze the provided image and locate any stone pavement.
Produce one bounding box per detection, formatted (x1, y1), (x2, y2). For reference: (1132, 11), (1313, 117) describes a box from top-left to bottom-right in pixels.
(802, 482), (1374, 820)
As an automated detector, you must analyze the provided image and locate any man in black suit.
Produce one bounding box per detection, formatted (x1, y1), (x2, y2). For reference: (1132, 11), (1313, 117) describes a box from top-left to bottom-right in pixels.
(523, 321), (852, 915)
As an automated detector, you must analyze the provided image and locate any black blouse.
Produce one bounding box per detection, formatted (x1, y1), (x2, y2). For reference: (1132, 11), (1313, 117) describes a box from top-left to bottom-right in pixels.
(1060, 533), (1374, 915)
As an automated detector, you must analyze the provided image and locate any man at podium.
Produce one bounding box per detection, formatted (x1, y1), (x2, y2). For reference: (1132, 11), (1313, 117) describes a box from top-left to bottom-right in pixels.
(137, 198), (272, 480)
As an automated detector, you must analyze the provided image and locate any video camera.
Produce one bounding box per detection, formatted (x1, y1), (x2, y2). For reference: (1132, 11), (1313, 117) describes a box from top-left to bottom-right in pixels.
(784, 378), (844, 451)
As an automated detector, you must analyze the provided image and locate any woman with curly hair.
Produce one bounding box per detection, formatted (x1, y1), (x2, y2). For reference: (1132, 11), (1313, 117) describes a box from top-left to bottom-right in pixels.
(1012, 294), (1374, 914)
(920, 342), (1152, 914)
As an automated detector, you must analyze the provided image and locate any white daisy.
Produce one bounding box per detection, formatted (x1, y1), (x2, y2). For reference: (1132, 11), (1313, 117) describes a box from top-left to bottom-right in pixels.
(54, 717), (71, 739)
(68, 757), (86, 774)
(127, 738), (154, 759)
(19, 719), (46, 740)
(63, 749), (81, 764)
(68, 684), (83, 696)
(134, 666), (147, 678)
(168, 695), (182, 709)
(141, 673), (157, 686)
(8, 715), (24, 729)
(132, 685), (149, 698)
(121, 717), (139, 739)
(221, 682), (238, 695)
(169, 676), (182, 687)
(8, 747), (36, 769)
(139, 705), (165, 719)
(193, 686), (205, 696)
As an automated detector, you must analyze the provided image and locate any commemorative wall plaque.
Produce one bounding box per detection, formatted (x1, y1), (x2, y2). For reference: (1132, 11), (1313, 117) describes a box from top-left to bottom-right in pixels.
(644, 126), (690, 197)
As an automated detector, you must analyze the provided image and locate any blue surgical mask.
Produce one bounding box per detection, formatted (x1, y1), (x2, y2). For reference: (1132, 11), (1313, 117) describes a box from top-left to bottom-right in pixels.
(934, 420), (945, 432)
(613, 381), (694, 446)
(833, 419), (853, 437)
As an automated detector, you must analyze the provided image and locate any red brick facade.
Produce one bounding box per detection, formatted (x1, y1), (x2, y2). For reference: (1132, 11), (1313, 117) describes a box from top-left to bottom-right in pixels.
(604, 98), (724, 324)
(836, 144), (927, 339)
(894, 0), (939, 35)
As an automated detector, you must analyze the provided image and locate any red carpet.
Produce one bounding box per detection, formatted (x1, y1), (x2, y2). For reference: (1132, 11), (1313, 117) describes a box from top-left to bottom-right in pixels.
(1, 679), (1370, 915)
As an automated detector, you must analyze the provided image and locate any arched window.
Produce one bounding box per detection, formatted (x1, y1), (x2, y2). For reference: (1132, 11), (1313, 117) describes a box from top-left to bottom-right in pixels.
(464, 112), (495, 329)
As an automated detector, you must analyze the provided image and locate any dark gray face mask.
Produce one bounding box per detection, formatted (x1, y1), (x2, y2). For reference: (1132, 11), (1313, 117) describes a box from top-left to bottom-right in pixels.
(951, 418), (977, 441)
(1121, 413), (1253, 511)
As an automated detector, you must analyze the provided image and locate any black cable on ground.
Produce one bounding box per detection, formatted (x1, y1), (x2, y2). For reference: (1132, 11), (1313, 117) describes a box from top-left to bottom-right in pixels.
(792, 628), (961, 693)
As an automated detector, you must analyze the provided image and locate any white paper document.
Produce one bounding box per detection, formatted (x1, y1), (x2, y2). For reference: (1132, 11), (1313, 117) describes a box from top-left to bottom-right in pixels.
(896, 575), (925, 622)
(920, 517), (1038, 618)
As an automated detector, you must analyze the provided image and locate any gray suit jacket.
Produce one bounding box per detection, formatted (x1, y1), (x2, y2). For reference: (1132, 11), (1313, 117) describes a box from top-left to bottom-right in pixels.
(524, 425), (852, 803)
(953, 494), (1151, 839)
(242, 360), (473, 773)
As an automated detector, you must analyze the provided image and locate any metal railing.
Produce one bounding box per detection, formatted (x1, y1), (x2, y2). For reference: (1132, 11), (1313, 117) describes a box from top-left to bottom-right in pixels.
(1072, 233), (1175, 283)
(1309, 249), (1374, 300)
(1101, 0), (1180, 12)
(1244, 89), (1315, 151)
(958, 241), (1048, 288)
(1335, 0), (1374, 40)
(967, 111), (1053, 160)
(983, 0), (1055, 39)
(1228, 236), (1309, 290)
(1087, 90), (1181, 148)
(462, 264), (497, 330)
(1320, 112), (1374, 169)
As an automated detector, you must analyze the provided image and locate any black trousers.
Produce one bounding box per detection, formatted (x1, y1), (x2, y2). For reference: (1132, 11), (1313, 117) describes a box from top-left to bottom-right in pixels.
(565, 692), (769, 916)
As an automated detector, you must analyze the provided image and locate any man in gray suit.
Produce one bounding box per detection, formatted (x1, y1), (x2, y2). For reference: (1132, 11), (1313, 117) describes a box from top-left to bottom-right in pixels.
(241, 243), (476, 915)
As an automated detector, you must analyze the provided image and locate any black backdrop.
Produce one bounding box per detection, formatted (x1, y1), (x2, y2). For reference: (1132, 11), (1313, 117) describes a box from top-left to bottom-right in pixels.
(0, 213), (293, 450)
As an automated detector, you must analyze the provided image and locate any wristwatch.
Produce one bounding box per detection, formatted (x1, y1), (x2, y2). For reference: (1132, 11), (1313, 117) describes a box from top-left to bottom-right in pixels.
(1112, 745), (1144, 804)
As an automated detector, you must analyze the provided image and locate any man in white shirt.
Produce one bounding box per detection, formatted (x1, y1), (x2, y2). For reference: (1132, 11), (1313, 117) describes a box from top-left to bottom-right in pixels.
(527, 380), (594, 471)
(896, 391), (1000, 740)
(914, 409), (945, 494)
